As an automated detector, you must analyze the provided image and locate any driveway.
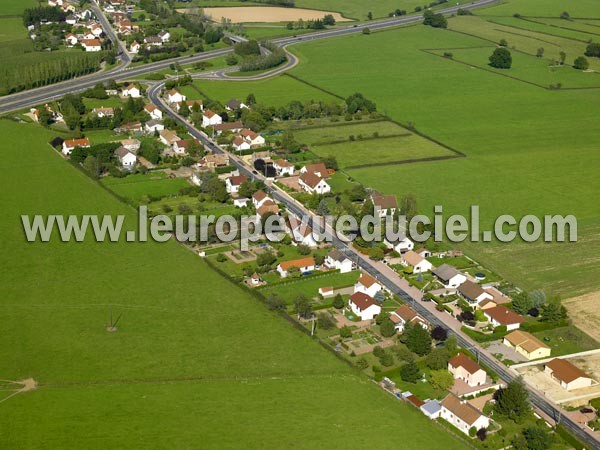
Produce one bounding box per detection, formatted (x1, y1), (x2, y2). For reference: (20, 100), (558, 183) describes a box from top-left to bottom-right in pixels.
(486, 341), (527, 363)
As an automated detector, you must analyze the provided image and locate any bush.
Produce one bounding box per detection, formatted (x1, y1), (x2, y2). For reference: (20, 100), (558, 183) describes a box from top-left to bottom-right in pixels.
(362, 27), (371, 35)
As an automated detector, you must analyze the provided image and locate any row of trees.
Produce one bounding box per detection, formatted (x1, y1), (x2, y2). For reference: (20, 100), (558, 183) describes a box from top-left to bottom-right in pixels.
(23, 6), (66, 26)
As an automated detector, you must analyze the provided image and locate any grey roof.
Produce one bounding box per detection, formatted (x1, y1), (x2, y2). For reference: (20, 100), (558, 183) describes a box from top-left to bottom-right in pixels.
(432, 264), (460, 282)
(420, 400), (442, 416)
(114, 146), (131, 158)
(226, 99), (242, 109)
(146, 119), (162, 127)
(328, 248), (349, 263)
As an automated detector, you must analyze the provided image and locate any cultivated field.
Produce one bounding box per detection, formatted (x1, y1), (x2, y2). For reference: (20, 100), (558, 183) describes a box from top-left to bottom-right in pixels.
(202, 6), (351, 23)
(0, 119), (466, 448)
(0, 0), (38, 16)
(288, 12), (600, 296)
(564, 292), (600, 342)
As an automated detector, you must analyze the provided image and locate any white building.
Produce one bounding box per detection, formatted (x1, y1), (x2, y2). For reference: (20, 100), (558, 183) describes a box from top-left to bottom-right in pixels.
(440, 394), (490, 435)
(144, 104), (163, 120)
(324, 249), (353, 273)
(225, 175), (248, 194)
(121, 84), (141, 98)
(354, 272), (382, 298)
(298, 172), (331, 195)
(277, 257), (315, 278)
(167, 89), (186, 104)
(348, 292), (381, 321)
(202, 109), (223, 128)
(114, 147), (136, 170)
(401, 250), (433, 273)
(384, 236), (414, 253)
(62, 137), (90, 155)
(432, 264), (467, 289)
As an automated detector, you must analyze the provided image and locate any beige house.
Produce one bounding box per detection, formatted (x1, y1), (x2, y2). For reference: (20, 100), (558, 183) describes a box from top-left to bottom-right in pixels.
(448, 353), (487, 387)
(440, 394), (490, 435)
(503, 330), (551, 360)
(545, 358), (595, 391)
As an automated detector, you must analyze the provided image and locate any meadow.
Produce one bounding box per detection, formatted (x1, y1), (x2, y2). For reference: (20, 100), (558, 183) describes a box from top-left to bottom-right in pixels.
(0, 0), (38, 16)
(187, 73), (339, 106)
(286, 12), (600, 296)
(101, 172), (191, 203)
(0, 118), (467, 449)
(0, 17), (26, 42)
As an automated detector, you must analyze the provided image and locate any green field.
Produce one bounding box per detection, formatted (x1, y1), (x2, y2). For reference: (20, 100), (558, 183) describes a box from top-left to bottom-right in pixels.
(101, 172), (191, 203)
(286, 15), (600, 296)
(0, 0), (38, 16)
(0, 17), (26, 42)
(0, 118), (468, 448)
(479, 0), (600, 18)
(187, 74), (339, 107)
(260, 270), (359, 304)
(427, 46), (600, 88)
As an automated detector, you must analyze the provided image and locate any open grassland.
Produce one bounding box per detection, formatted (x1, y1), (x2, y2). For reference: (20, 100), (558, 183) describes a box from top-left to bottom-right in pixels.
(188, 74), (339, 107)
(0, 17), (26, 42)
(427, 46), (600, 88)
(288, 17), (600, 296)
(563, 291), (600, 342)
(202, 6), (352, 23)
(101, 172), (191, 203)
(0, 119), (466, 449)
(478, 0), (600, 19)
(448, 16), (600, 71)
(0, 0), (38, 16)
(290, 120), (454, 168)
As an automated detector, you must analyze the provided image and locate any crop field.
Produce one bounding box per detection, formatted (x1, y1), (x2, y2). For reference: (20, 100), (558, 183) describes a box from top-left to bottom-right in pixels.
(101, 172), (191, 203)
(0, 17), (26, 42)
(286, 12), (600, 296)
(188, 74), (339, 107)
(0, 118), (469, 448)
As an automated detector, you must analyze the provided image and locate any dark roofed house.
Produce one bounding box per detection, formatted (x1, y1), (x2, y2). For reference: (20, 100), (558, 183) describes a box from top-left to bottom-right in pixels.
(371, 193), (397, 217)
(458, 280), (493, 306)
(432, 264), (467, 288)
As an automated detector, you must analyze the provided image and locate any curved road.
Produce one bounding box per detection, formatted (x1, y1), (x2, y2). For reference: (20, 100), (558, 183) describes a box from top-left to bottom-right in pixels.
(0, 0), (500, 114)
(147, 81), (600, 449)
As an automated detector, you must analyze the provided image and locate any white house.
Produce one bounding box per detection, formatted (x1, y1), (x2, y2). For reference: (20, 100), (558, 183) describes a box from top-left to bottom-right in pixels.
(325, 249), (353, 273)
(202, 109), (223, 128)
(81, 38), (102, 52)
(483, 305), (524, 331)
(65, 33), (78, 45)
(233, 198), (250, 208)
(277, 257), (315, 278)
(440, 394), (490, 435)
(121, 139), (141, 152)
(145, 119), (164, 134)
(159, 129), (181, 146)
(384, 236), (414, 253)
(62, 137), (90, 155)
(225, 175), (248, 194)
(432, 264), (467, 288)
(300, 163), (329, 178)
(390, 304), (429, 333)
(114, 147), (136, 170)
(130, 41), (140, 53)
(158, 30), (170, 42)
(225, 98), (248, 111)
(292, 225), (318, 248)
(90, 24), (103, 37)
(448, 354), (487, 387)
(167, 89), (186, 104)
(401, 250), (433, 273)
(371, 193), (398, 217)
(92, 107), (114, 118)
(544, 358), (595, 391)
(273, 158), (294, 176)
(348, 292), (381, 321)
(121, 84), (141, 98)
(252, 190), (272, 209)
(299, 172), (331, 195)
(354, 272), (382, 298)
(240, 129), (265, 148)
(144, 104), (163, 120)
(458, 281), (494, 306)
(232, 136), (251, 152)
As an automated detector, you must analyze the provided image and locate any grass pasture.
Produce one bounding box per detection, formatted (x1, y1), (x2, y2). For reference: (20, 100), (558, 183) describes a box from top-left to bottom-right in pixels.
(101, 172), (191, 203)
(287, 19), (600, 296)
(0, 0), (38, 16)
(189, 74), (339, 107)
(0, 118), (468, 448)
(478, 0), (600, 19)
(0, 17), (26, 42)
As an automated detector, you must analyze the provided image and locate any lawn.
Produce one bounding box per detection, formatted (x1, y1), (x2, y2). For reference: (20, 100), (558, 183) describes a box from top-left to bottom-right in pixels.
(188, 73), (339, 107)
(288, 18), (600, 296)
(101, 172), (191, 203)
(260, 270), (359, 304)
(0, 119), (467, 448)
(82, 97), (126, 110)
(533, 326), (600, 356)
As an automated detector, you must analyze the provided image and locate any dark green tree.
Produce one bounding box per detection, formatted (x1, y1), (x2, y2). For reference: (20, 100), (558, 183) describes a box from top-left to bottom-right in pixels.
(574, 56), (589, 70)
(380, 317), (396, 337)
(332, 294), (345, 309)
(489, 47), (512, 69)
(405, 323), (432, 356)
(494, 377), (531, 423)
(523, 426), (553, 450)
(400, 361), (421, 383)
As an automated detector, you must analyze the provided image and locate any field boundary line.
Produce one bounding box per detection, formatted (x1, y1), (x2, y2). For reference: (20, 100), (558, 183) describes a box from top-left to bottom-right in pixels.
(282, 117), (389, 132)
(311, 132), (412, 146)
(421, 47), (600, 91)
(486, 19), (592, 43)
(516, 17), (600, 37)
(344, 154), (463, 170)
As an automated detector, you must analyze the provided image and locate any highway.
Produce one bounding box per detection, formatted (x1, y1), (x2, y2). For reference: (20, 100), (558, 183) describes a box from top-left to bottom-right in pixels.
(147, 82), (600, 449)
(0, 0), (500, 115)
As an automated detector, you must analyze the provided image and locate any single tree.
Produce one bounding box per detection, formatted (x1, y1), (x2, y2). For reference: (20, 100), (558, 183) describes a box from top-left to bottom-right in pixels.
(574, 56), (589, 70)
(429, 369), (454, 391)
(489, 47), (512, 69)
(536, 47), (544, 58)
(523, 426), (553, 450)
(494, 377), (531, 422)
(293, 294), (312, 318)
(400, 361), (421, 383)
(430, 325), (448, 341)
(332, 294), (344, 309)
(405, 323), (433, 356)
(317, 313), (336, 330)
(380, 317), (396, 338)
(425, 347), (451, 370)
(339, 325), (352, 338)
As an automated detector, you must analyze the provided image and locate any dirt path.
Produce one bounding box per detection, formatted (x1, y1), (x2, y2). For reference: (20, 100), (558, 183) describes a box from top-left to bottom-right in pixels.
(0, 378), (37, 404)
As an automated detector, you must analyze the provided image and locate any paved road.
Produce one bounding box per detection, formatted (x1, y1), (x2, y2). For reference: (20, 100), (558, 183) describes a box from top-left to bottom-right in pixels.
(0, 0), (499, 114)
(90, 0), (130, 66)
(147, 82), (600, 450)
